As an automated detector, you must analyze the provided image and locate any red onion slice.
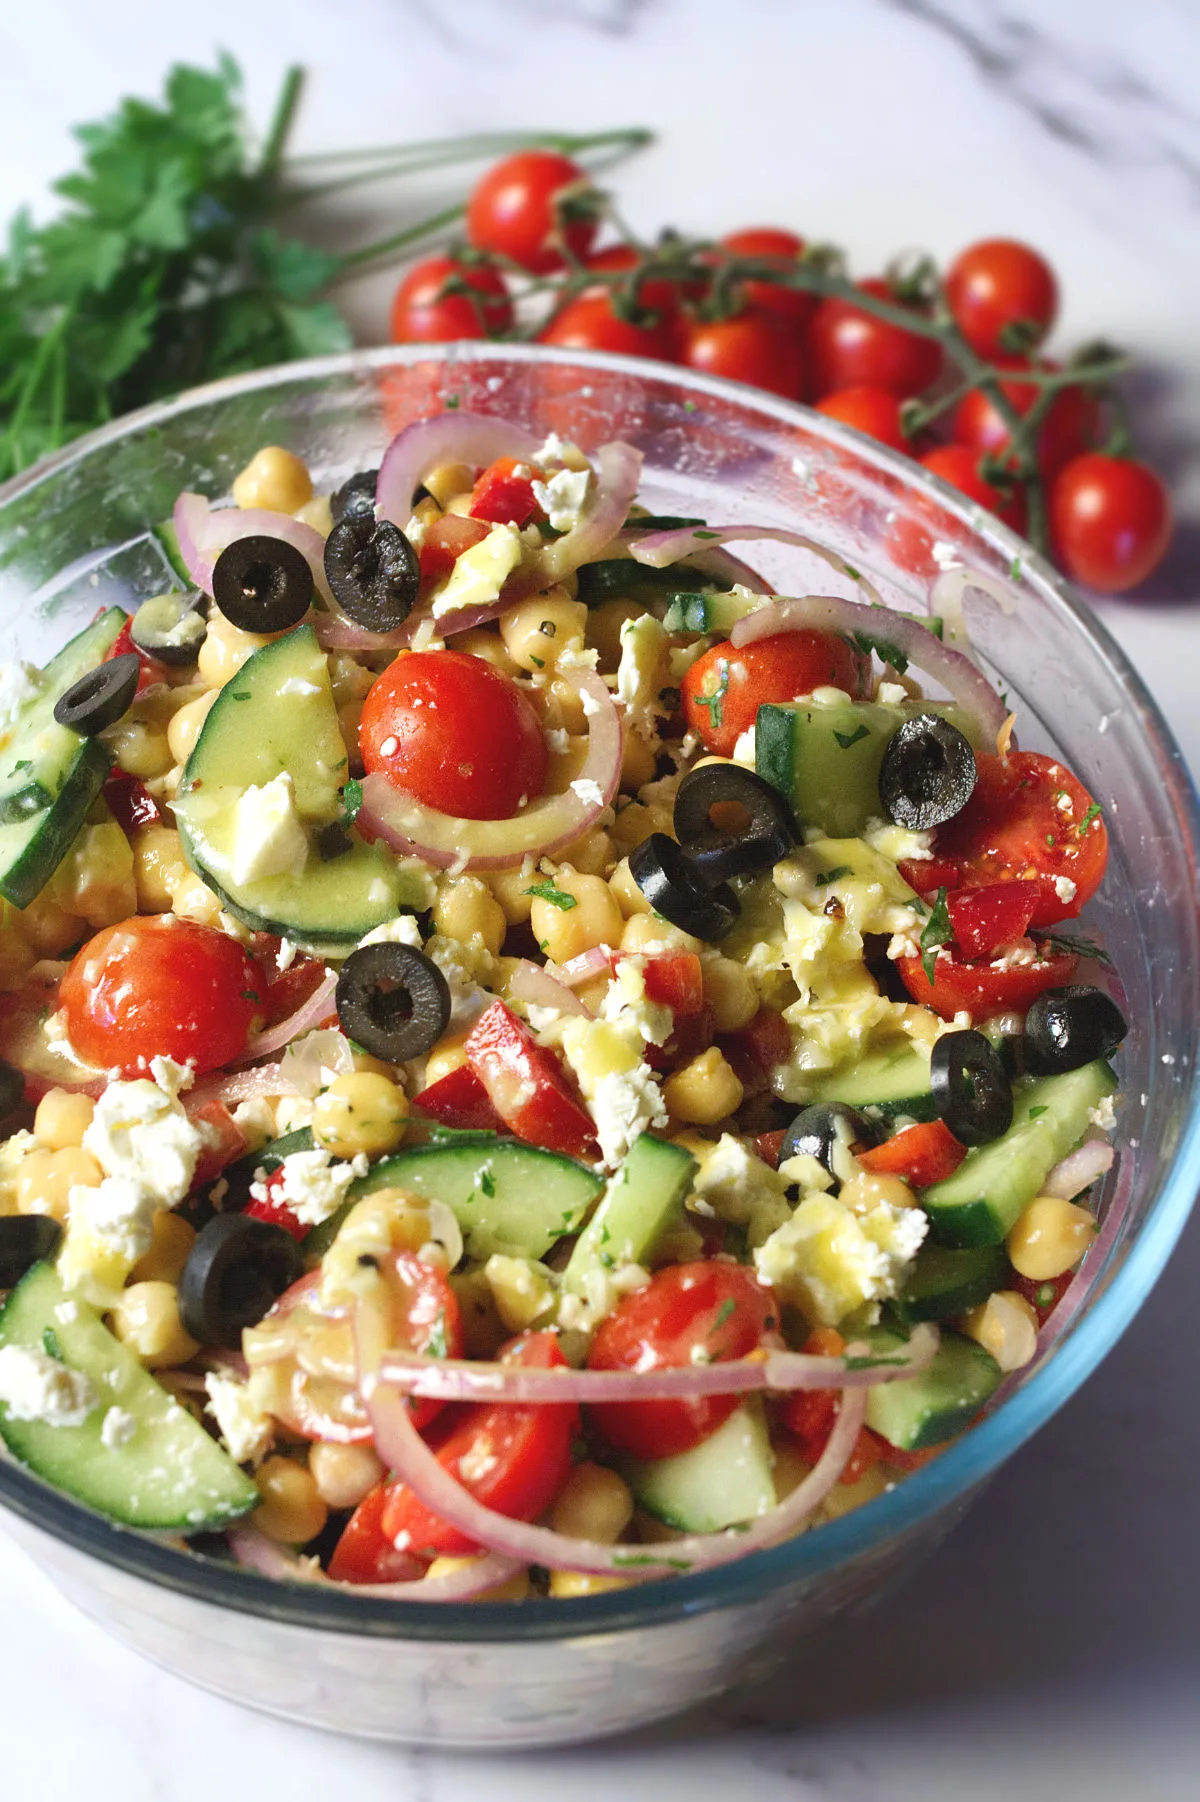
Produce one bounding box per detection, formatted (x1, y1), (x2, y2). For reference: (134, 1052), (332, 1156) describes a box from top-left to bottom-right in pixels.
(239, 970), (338, 1062)
(929, 566), (1018, 657)
(357, 667), (622, 871)
(375, 413), (538, 528)
(226, 1526), (519, 1600)
(172, 492), (334, 607)
(546, 947), (617, 989)
(730, 596), (1010, 747)
(1041, 1136), (1115, 1201)
(312, 614), (417, 653)
(188, 1063), (302, 1109)
(506, 959), (591, 1019)
(629, 523), (882, 604)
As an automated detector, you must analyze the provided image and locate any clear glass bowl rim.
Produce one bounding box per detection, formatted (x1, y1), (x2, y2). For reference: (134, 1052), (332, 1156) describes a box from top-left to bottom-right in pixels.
(0, 340), (1196, 1643)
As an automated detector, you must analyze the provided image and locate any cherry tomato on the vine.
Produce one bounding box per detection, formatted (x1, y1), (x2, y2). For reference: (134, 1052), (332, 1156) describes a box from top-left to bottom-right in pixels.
(680, 308), (804, 399)
(466, 150), (597, 274)
(60, 916), (264, 1077)
(807, 279), (942, 400)
(814, 385), (909, 453)
(1049, 453), (1172, 594)
(952, 356), (1098, 480)
(919, 443), (1027, 531)
(359, 649), (548, 820)
(681, 632), (870, 757)
(718, 227), (815, 330)
(538, 290), (677, 362)
(389, 255), (513, 345)
(583, 243), (692, 333)
(944, 238), (1059, 361)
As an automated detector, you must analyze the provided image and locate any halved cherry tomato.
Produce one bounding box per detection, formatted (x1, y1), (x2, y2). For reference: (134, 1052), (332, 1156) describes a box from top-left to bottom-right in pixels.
(857, 1118), (966, 1188)
(642, 952), (705, 1016)
(807, 279), (942, 399)
(467, 150), (597, 274)
(1049, 452), (1172, 595)
(412, 1062), (506, 1133)
(389, 254), (514, 344)
(259, 950), (331, 1029)
(680, 307), (804, 399)
(778, 1328), (887, 1482)
(951, 357), (1098, 480)
(360, 649), (548, 821)
(944, 239), (1058, 361)
(896, 941), (1079, 1021)
(417, 514), (491, 585)
(381, 1331), (578, 1558)
(588, 1263), (780, 1460)
(59, 916), (264, 1077)
(465, 1000), (596, 1159)
(102, 769), (164, 835)
(815, 385), (909, 453)
(946, 879), (1042, 960)
(329, 1480), (421, 1585)
(718, 1006), (793, 1093)
(469, 456), (543, 528)
(898, 854), (962, 898)
(539, 290), (677, 362)
(718, 227), (815, 330)
(934, 750), (1108, 927)
(681, 632), (869, 757)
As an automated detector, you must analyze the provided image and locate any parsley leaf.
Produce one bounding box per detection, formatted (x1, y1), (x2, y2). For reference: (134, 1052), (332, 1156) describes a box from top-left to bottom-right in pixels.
(42, 1327), (63, 1361)
(1077, 801), (1103, 837)
(340, 777), (363, 826)
(524, 879), (578, 912)
(919, 885), (954, 983)
(1028, 1105), (1048, 1119)
(710, 1298), (736, 1334)
(479, 1168), (497, 1198)
(842, 1351), (910, 1371)
(1037, 930), (1112, 967)
(815, 864), (852, 887)
(850, 628), (908, 674)
(426, 1309), (449, 1361)
(692, 660), (730, 731)
(833, 724), (870, 750)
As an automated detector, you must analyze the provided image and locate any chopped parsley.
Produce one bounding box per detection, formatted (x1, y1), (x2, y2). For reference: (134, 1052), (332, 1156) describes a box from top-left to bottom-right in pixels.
(1010, 555), (1023, 580)
(849, 628), (907, 674)
(1038, 931), (1112, 967)
(42, 1327), (63, 1361)
(843, 561), (861, 581)
(239, 989), (259, 1001)
(710, 1297), (736, 1334)
(426, 1309), (449, 1360)
(340, 776), (363, 825)
(611, 1551), (693, 1571)
(524, 879), (578, 911)
(815, 865), (852, 887)
(1077, 801), (1103, 837)
(479, 1168), (496, 1198)
(833, 724), (871, 750)
(691, 529), (720, 540)
(919, 885), (954, 983)
(529, 653), (545, 669)
(692, 660), (730, 731)
(842, 1351), (910, 1371)
(1028, 1105), (1048, 1119)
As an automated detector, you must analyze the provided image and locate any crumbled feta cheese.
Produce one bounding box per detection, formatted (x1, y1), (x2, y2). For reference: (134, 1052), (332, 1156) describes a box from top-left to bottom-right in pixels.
(0, 1345), (97, 1428)
(876, 681), (909, 706)
(1056, 792), (1074, 814)
(616, 614), (668, 742)
(570, 777), (606, 809)
(430, 522), (523, 619)
(278, 676), (322, 696)
(1053, 875), (1077, 904)
(809, 686), (853, 707)
(403, 511), (428, 551)
(545, 726), (571, 755)
(731, 726), (757, 767)
(599, 959), (672, 1048)
(931, 541), (961, 571)
(1088, 1094), (1117, 1131)
(424, 932), (493, 1030)
(690, 1134), (793, 1248)
(359, 913), (424, 951)
(534, 431), (570, 467)
(231, 1098), (277, 1152)
(100, 1406), (138, 1449)
(205, 1372), (274, 1466)
(62, 1176), (161, 1276)
(561, 1012), (667, 1165)
(991, 943), (1037, 970)
(149, 1055), (194, 1101)
(276, 937), (298, 972)
(228, 771), (308, 886)
(862, 818), (934, 865)
(253, 1147), (367, 1227)
(557, 644), (600, 676)
(532, 465), (592, 533)
(754, 1191), (927, 1325)
(0, 1129), (39, 1213)
(84, 1079), (205, 1206)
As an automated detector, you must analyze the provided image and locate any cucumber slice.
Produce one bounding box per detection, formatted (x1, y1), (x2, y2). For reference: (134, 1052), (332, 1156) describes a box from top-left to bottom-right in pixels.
(0, 609), (127, 907)
(562, 1134), (696, 1300)
(662, 590), (761, 634)
(921, 1060), (1117, 1248)
(809, 1041), (936, 1126)
(174, 624), (428, 954)
(327, 1139), (604, 1262)
(892, 1243), (1008, 1327)
(574, 560), (729, 609)
(151, 517), (192, 587)
(864, 1327), (1002, 1451)
(0, 1262), (258, 1528)
(756, 697), (982, 839)
(625, 1400), (776, 1532)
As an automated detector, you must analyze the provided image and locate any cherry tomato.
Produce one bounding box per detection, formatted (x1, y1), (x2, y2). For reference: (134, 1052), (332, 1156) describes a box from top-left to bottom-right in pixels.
(360, 649), (548, 821)
(946, 879), (1042, 961)
(857, 1118), (966, 1188)
(389, 255), (513, 345)
(588, 1263), (779, 1460)
(469, 456), (543, 528)
(934, 750), (1109, 927)
(60, 916), (264, 1077)
(777, 1328), (885, 1482)
(718, 227), (815, 330)
(898, 854), (962, 898)
(896, 941), (1079, 1021)
(680, 308), (804, 399)
(329, 1482), (420, 1584)
(381, 1331), (578, 1558)
(887, 444), (1026, 576)
(466, 150), (597, 274)
(245, 1168), (307, 1242)
(919, 444), (1027, 531)
(944, 239), (1059, 361)
(188, 1099), (247, 1190)
(641, 952), (705, 1016)
(815, 385), (909, 453)
(539, 290), (676, 362)
(465, 1000), (596, 1160)
(417, 515), (491, 586)
(807, 279), (942, 399)
(681, 632), (869, 756)
(951, 357), (1098, 480)
(583, 243), (692, 331)
(412, 1063), (506, 1133)
(1049, 453), (1172, 594)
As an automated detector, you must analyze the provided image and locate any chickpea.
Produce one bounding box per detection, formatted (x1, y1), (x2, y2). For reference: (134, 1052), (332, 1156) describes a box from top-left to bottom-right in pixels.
(433, 876), (507, 958)
(609, 800), (672, 852)
(620, 912), (702, 957)
(529, 868), (623, 964)
(553, 827), (615, 878)
(586, 596), (644, 672)
(1007, 1195), (1096, 1282)
(197, 611), (278, 687)
(423, 1034), (470, 1086)
(106, 718), (173, 780)
(609, 856), (652, 918)
(16, 1147), (103, 1225)
(295, 494), (333, 535)
(454, 627), (519, 676)
(486, 866), (536, 926)
(232, 446), (313, 515)
(34, 1089), (95, 1152)
(131, 825), (189, 914)
(309, 1440), (385, 1511)
(252, 1455), (328, 1546)
(662, 1048), (744, 1126)
(961, 1290), (1039, 1372)
(425, 1556), (530, 1600)
(839, 1170), (919, 1215)
(108, 1281), (200, 1369)
(702, 956), (758, 1033)
(311, 1071), (409, 1159)
(620, 733), (658, 793)
(543, 675), (587, 734)
(549, 1463), (634, 1543)
(166, 687), (219, 765)
(500, 589), (588, 674)
(129, 1211), (196, 1286)
(422, 462), (474, 507)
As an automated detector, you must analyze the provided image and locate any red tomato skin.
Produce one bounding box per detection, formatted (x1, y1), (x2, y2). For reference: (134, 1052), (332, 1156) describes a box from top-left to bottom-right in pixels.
(718, 227), (815, 330)
(187, 1099), (247, 1190)
(641, 952), (704, 1016)
(467, 151), (596, 274)
(934, 750), (1108, 927)
(465, 1001), (596, 1160)
(102, 769), (164, 836)
(896, 944), (1079, 1020)
(857, 1118), (966, 1188)
(329, 1482), (420, 1585)
(245, 1168), (307, 1242)
(919, 444), (1027, 532)
(898, 854), (962, 898)
(469, 456), (542, 528)
(539, 291), (676, 362)
(1010, 1269), (1072, 1322)
(681, 632), (869, 756)
(412, 1063), (506, 1133)
(583, 244), (691, 328)
(389, 255), (513, 344)
(381, 1331), (578, 1558)
(588, 1264), (780, 1460)
(680, 308), (804, 400)
(1049, 453), (1172, 594)
(359, 649), (548, 822)
(808, 279), (942, 399)
(417, 515), (491, 586)
(718, 1006), (793, 1093)
(60, 917), (264, 1077)
(944, 239), (1058, 360)
(952, 357), (1097, 479)
(754, 1128), (787, 1169)
(815, 385), (909, 453)
(946, 879), (1042, 961)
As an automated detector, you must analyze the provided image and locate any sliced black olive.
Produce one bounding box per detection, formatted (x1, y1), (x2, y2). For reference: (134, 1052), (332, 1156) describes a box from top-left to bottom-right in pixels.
(179, 1213), (305, 1346)
(336, 941), (452, 1062)
(0, 1057), (24, 1118)
(673, 764), (797, 885)
(879, 714), (977, 831)
(0, 1216), (62, 1288)
(1023, 985), (1128, 1076)
(324, 516), (420, 633)
(628, 833), (740, 941)
(931, 1029), (1013, 1146)
(130, 592), (208, 666)
(330, 468), (379, 525)
(779, 1103), (881, 1180)
(212, 534), (314, 633)
(314, 821), (354, 862)
(53, 653), (140, 736)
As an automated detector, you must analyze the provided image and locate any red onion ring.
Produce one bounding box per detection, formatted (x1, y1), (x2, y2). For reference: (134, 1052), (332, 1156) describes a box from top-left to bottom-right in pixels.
(239, 971), (338, 1063)
(1041, 1136), (1115, 1201)
(730, 596), (1009, 747)
(546, 947), (616, 989)
(357, 667), (622, 871)
(617, 531), (772, 597)
(172, 492), (334, 607)
(629, 523), (882, 604)
(227, 1526), (520, 1600)
(375, 413), (538, 529)
(929, 566), (1017, 656)
(506, 959), (591, 1020)
(188, 1063), (302, 1108)
(311, 614), (416, 653)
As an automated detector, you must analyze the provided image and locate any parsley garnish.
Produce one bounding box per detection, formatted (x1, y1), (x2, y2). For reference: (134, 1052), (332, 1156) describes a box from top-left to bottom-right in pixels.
(42, 1328), (63, 1361)
(850, 628), (907, 674)
(529, 653), (545, 669)
(239, 989), (258, 1001)
(340, 777), (363, 826)
(1077, 802), (1103, 837)
(445, 394), (460, 409)
(479, 1168), (496, 1198)
(1010, 555), (1023, 580)
(426, 1309), (449, 1360)
(833, 725), (870, 750)
(919, 885), (953, 982)
(1037, 931), (1112, 967)
(843, 561), (861, 581)
(524, 879), (578, 911)
(12, 760), (30, 772)
(842, 1351), (909, 1371)
(611, 1551), (693, 1571)
(691, 529), (720, 540)
(1035, 1282), (1057, 1307)
(815, 865), (852, 887)
(229, 689), (250, 701)
(1028, 1105), (1048, 1119)
(692, 660), (730, 731)
(710, 1298), (736, 1333)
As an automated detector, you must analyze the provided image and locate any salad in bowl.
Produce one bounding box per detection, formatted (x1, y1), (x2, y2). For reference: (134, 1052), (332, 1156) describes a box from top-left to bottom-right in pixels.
(0, 393), (1131, 1612)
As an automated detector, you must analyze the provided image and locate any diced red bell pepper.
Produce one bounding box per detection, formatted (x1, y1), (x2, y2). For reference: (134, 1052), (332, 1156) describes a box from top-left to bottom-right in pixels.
(469, 456), (543, 528)
(898, 855), (961, 898)
(244, 1166), (307, 1242)
(946, 879), (1041, 961)
(102, 769), (164, 836)
(260, 953), (332, 1029)
(186, 1098), (248, 1191)
(718, 1007), (791, 1093)
(418, 514), (491, 585)
(105, 617), (169, 693)
(1010, 1268), (1072, 1322)
(412, 1062), (507, 1133)
(857, 1117), (967, 1188)
(642, 951), (705, 1017)
(329, 1481), (421, 1585)
(465, 1000), (596, 1159)
(754, 1128), (787, 1169)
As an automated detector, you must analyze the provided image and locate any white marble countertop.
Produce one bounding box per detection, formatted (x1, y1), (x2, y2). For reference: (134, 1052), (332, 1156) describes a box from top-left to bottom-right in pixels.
(3, 2), (1200, 1796)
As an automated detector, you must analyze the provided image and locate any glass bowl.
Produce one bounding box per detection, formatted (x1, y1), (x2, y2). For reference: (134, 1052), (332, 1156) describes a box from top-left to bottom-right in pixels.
(0, 345), (1196, 1749)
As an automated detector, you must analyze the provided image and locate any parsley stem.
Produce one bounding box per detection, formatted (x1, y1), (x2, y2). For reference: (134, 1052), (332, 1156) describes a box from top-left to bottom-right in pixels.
(258, 64), (305, 179)
(333, 202), (468, 275)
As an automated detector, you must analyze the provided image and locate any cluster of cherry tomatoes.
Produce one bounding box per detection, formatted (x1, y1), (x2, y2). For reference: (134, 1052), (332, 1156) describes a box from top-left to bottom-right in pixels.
(387, 148), (1172, 597)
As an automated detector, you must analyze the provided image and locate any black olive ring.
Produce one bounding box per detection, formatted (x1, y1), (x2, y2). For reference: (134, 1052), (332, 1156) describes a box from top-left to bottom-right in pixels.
(628, 833), (740, 942)
(673, 763), (797, 885)
(212, 534), (314, 634)
(53, 653), (141, 736)
(179, 1213), (306, 1347)
(1023, 985), (1128, 1076)
(335, 941), (452, 1063)
(879, 713), (977, 832)
(930, 1029), (1013, 1147)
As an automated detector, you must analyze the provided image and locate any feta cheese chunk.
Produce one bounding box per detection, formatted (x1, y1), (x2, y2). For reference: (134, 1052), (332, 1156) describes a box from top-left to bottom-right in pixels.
(149, 1055), (194, 1101)
(250, 1147), (368, 1228)
(84, 1079), (205, 1207)
(616, 613), (668, 743)
(205, 1371), (274, 1466)
(359, 913), (424, 950)
(431, 522), (523, 619)
(0, 660), (44, 733)
(532, 465), (592, 532)
(228, 771), (308, 887)
(560, 1013), (668, 1167)
(690, 1134), (793, 1248)
(0, 1344), (98, 1427)
(754, 1190), (928, 1325)
(100, 1406), (138, 1449)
